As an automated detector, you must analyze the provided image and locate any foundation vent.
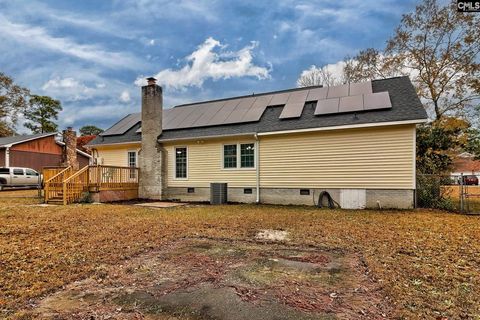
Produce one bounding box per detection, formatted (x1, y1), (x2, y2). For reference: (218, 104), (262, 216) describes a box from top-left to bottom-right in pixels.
(210, 183), (228, 204)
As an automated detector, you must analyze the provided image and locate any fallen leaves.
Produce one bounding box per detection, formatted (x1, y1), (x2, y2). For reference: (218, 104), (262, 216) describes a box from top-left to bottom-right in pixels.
(0, 190), (479, 319)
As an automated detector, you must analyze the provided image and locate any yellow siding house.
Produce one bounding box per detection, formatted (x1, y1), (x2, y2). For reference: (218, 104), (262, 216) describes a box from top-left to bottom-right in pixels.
(87, 76), (427, 209)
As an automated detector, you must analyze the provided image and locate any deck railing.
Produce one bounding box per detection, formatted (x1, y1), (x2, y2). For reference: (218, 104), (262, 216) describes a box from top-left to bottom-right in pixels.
(42, 167), (67, 182)
(89, 165), (139, 190)
(43, 165), (139, 204)
(44, 166), (73, 203)
(63, 166), (90, 205)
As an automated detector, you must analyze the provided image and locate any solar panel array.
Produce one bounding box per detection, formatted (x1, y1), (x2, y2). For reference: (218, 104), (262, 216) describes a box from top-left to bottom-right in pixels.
(315, 81), (392, 116)
(103, 80), (392, 136)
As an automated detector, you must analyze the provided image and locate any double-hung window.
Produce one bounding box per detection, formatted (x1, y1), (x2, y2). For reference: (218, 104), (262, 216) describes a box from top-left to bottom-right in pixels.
(175, 147), (187, 179)
(128, 151), (137, 178)
(240, 143), (255, 168)
(223, 144), (237, 168)
(223, 143), (255, 169)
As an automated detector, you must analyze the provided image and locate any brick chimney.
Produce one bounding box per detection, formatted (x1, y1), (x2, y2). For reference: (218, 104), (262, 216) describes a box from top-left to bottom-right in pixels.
(138, 77), (165, 199)
(62, 127), (79, 170)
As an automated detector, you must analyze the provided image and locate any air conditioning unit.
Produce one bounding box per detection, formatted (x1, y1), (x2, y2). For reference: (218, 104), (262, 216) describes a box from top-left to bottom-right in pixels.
(210, 183), (228, 204)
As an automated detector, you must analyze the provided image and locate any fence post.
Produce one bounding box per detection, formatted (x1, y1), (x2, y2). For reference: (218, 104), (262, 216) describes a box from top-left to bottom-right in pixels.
(460, 173), (464, 213)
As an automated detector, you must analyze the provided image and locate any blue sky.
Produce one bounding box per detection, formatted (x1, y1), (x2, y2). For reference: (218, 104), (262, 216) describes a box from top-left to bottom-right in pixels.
(0, 0), (419, 132)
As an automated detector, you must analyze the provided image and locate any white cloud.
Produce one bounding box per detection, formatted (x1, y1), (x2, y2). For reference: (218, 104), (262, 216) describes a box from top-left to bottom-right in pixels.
(120, 90), (131, 102)
(42, 77), (101, 101)
(297, 62), (348, 87)
(0, 16), (142, 69)
(136, 37), (270, 90)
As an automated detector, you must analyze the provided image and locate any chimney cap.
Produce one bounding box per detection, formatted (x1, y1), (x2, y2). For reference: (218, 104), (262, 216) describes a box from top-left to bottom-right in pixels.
(146, 77), (157, 85)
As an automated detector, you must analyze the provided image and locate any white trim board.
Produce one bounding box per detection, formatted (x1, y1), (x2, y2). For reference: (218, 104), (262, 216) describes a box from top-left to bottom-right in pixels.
(257, 119), (427, 137)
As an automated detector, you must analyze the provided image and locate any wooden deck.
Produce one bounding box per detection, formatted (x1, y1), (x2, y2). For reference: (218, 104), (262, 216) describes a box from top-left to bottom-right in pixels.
(43, 165), (139, 205)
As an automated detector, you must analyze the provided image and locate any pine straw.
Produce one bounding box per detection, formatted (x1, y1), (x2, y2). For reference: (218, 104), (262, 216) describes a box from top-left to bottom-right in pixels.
(1, 191), (479, 319)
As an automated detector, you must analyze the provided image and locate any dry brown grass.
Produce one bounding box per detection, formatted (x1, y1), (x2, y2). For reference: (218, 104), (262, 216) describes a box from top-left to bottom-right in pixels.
(1, 190), (480, 319)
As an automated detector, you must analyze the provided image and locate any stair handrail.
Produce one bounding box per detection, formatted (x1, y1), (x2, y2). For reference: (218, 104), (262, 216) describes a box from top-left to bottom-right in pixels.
(44, 166), (72, 203)
(44, 166), (72, 184)
(62, 166), (89, 205)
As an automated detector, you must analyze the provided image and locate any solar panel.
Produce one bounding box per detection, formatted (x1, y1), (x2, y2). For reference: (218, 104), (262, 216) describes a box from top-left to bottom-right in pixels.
(314, 98), (339, 115)
(327, 83), (349, 99)
(241, 94), (273, 122)
(363, 92), (392, 110)
(190, 101), (226, 127)
(287, 90), (309, 103)
(349, 81), (372, 96)
(208, 99), (241, 125)
(164, 105), (197, 130)
(279, 102), (305, 119)
(101, 113), (141, 136)
(224, 96), (256, 123)
(307, 87), (328, 101)
(279, 90), (309, 119)
(339, 94), (364, 113)
(269, 92), (290, 106)
(176, 104), (206, 128)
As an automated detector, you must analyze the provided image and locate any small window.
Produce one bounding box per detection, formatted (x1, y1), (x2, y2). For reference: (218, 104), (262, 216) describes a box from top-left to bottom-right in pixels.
(175, 147), (187, 179)
(244, 188), (253, 194)
(240, 143), (255, 168)
(13, 169), (24, 175)
(128, 151), (137, 179)
(300, 189), (310, 195)
(223, 144), (237, 168)
(128, 151), (137, 167)
(0, 168), (10, 174)
(187, 187), (195, 193)
(26, 169), (38, 176)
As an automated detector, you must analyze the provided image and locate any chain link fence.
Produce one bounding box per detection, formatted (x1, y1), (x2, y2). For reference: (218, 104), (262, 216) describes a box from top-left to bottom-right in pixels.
(416, 174), (480, 214)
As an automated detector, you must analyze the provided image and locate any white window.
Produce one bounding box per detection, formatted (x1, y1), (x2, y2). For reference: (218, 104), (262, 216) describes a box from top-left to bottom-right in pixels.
(240, 143), (255, 168)
(128, 151), (137, 179)
(175, 147), (188, 179)
(223, 143), (255, 169)
(223, 144), (237, 168)
(128, 151), (137, 168)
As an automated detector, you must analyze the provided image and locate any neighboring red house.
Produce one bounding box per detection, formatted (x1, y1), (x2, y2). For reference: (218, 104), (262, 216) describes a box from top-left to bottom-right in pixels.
(451, 152), (480, 179)
(0, 132), (91, 172)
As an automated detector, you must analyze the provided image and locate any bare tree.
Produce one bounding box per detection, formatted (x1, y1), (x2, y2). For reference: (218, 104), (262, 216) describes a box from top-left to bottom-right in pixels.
(386, 0), (479, 120)
(343, 48), (403, 83)
(297, 64), (344, 87)
(298, 0), (480, 122)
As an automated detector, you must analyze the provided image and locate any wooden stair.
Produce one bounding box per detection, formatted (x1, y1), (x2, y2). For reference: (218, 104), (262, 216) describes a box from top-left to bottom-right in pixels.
(46, 193), (64, 204)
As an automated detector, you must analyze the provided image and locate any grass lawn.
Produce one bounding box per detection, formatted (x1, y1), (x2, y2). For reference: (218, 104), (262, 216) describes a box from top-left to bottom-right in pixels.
(1, 190), (479, 319)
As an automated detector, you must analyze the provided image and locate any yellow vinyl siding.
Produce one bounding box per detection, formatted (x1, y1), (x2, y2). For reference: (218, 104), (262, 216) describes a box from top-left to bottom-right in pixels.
(259, 124), (415, 189)
(164, 124), (414, 190)
(164, 140), (257, 188)
(94, 144), (141, 167)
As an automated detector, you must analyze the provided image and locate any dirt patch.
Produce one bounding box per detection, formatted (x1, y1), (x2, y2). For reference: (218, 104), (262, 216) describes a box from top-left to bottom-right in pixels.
(20, 238), (389, 319)
(256, 229), (289, 241)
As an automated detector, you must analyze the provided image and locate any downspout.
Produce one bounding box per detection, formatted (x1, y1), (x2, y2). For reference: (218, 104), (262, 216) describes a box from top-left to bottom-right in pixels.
(5, 147), (10, 167)
(254, 133), (260, 203)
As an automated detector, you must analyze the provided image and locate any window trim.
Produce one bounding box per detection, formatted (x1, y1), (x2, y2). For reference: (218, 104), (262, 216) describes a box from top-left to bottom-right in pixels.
(221, 142), (256, 170)
(222, 144), (238, 170)
(174, 146), (189, 180)
(127, 150), (137, 168)
(127, 150), (137, 179)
